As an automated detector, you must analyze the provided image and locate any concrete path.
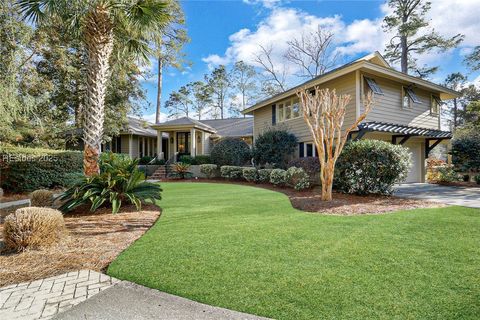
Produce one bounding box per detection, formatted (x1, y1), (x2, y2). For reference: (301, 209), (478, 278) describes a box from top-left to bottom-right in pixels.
(54, 281), (270, 320)
(394, 183), (480, 208)
(0, 270), (119, 320)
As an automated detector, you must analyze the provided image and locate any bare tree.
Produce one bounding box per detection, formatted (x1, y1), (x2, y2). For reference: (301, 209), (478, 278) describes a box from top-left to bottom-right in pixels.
(253, 44), (287, 94)
(285, 27), (338, 79)
(297, 88), (374, 201)
(229, 60), (258, 116)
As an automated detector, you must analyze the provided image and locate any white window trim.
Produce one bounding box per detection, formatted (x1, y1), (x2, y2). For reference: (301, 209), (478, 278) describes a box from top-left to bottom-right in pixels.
(303, 142), (316, 158)
(430, 95), (441, 116)
(276, 97), (301, 123)
(402, 86), (414, 109)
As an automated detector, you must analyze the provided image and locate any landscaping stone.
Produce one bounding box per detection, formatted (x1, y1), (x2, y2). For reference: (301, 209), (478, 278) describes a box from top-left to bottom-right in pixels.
(0, 270), (119, 320)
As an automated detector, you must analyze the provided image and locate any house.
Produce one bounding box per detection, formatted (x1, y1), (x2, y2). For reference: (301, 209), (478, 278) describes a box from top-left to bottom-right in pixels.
(65, 117), (167, 159)
(151, 117), (253, 161)
(241, 52), (459, 183)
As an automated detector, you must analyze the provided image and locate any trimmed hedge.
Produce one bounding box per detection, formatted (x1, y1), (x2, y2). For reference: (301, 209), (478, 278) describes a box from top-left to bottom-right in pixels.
(220, 166), (243, 179)
(287, 157), (320, 178)
(179, 155), (211, 165)
(257, 169), (273, 183)
(270, 169), (287, 186)
(0, 145), (83, 193)
(335, 140), (411, 195)
(200, 164), (218, 178)
(285, 167), (310, 190)
(242, 167), (258, 182)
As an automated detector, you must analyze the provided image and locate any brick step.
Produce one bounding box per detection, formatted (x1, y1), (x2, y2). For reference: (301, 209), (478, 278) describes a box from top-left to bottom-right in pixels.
(150, 165), (175, 179)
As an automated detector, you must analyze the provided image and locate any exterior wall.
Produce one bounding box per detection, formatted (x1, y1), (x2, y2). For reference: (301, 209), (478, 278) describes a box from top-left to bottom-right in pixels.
(360, 72), (440, 129)
(253, 73), (357, 143)
(120, 135), (130, 155)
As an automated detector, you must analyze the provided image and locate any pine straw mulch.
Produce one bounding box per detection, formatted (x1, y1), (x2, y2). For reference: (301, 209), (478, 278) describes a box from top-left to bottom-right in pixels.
(162, 178), (445, 215)
(0, 204), (161, 287)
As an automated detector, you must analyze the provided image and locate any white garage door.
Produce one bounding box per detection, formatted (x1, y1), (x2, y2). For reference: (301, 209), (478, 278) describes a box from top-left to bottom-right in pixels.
(405, 143), (422, 183)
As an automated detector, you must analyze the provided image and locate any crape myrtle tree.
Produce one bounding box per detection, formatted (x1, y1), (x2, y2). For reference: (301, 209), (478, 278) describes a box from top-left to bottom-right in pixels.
(18, 0), (172, 176)
(383, 0), (463, 77)
(296, 88), (374, 201)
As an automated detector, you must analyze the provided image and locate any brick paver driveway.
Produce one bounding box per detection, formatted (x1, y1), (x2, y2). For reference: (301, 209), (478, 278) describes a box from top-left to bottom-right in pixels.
(0, 270), (119, 320)
(394, 183), (480, 208)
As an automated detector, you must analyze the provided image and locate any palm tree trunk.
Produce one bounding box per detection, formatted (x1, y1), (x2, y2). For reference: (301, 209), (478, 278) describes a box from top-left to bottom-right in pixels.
(83, 5), (114, 176)
(155, 56), (163, 124)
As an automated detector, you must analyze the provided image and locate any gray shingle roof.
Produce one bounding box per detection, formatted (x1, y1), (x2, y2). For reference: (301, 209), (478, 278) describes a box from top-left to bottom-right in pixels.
(201, 118), (253, 137)
(153, 117), (217, 132)
(126, 117), (157, 137)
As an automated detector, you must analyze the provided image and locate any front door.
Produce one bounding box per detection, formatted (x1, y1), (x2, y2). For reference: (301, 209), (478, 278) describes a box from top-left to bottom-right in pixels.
(176, 132), (190, 159)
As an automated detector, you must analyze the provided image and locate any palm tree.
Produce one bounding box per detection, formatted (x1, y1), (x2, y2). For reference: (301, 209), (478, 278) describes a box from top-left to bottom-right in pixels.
(17, 0), (171, 175)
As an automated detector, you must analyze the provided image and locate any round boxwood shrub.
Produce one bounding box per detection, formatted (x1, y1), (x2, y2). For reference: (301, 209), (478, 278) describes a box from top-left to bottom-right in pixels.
(242, 167), (258, 182)
(270, 169), (287, 186)
(200, 164), (218, 178)
(257, 169), (273, 183)
(220, 166), (243, 179)
(211, 138), (251, 166)
(253, 128), (298, 168)
(285, 167), (310, 190)
(335, 140), (411, 195)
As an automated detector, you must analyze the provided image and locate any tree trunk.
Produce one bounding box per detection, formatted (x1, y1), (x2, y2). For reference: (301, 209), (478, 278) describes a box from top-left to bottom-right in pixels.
(83, 5), (114, 176)
(155, 56), (163, 124)
(401, 35), (408, 73)
(453, 98), (458, 128)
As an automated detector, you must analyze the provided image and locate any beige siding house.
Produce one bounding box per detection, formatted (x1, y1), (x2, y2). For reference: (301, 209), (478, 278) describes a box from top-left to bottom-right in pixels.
(243, 52), (459, 183)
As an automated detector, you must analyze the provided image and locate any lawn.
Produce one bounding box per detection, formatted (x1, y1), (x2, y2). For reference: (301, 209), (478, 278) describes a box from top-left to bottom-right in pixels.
(107, 182), (480, 319)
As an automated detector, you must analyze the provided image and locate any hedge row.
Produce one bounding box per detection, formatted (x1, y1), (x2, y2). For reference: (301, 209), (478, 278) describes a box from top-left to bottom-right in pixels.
(200, 164), (310, 190)
(0, 145), (83, 193)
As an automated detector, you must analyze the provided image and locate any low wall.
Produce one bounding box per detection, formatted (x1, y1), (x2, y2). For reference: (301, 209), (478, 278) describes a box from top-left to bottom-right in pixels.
(189, 165), (207, 178)
(138, 165), (162, 177)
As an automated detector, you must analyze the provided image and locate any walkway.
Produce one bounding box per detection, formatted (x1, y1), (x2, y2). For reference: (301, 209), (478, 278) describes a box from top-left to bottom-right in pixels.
(394, 183), (480, 208)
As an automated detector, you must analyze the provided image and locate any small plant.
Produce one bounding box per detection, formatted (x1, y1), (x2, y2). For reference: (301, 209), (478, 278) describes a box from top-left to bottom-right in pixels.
(437, 165), (461, 183)
(242, 167), (258, 182)
(59, 152), (162, 214)
(285, 167), (310, 190)
(30, 189), (54, 207)
(171, 162), (192, 179)
(200, 164), (218, 179)
(220, 166), (243, 179)
(3, 207), (66, 251)
(474, 174), (480, 185)
(270, 169), (287, 186)
(257, 169), (273, 183)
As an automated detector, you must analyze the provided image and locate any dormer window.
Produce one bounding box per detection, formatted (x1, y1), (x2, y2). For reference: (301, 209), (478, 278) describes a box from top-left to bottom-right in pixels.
(365, 77), (383, 95)
(402, 87), (421, 109)
(431, 95), (442, 115)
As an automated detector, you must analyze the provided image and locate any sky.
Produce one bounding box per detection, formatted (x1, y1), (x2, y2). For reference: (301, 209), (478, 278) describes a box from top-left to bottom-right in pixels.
(139, 0), (480, 123)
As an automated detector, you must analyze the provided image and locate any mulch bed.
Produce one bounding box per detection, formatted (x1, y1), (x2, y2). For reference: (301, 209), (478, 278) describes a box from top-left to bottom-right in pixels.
(160, 178), (445, 215)
(0, 205), (161, 287)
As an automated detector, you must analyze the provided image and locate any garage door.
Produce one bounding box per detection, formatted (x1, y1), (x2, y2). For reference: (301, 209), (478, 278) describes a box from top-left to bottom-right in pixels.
(405, 143), (422, 183)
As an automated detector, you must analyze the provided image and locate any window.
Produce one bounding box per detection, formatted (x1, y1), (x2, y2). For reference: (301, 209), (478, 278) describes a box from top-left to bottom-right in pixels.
(404, 87), (421, 103)
(277, 97), (301, 122)
(299, 142), (316, 158)
(402, 87), (421, 109)
(365, 77), (383, 95)
(278, 103), (285, 122)
(431, 95), (441, 115)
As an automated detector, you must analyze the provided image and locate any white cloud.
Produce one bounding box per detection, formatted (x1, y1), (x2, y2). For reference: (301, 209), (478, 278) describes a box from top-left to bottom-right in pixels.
(141, 112), (169, 124)
(243, 0), (284, 9)
(204, 0), (480, 78)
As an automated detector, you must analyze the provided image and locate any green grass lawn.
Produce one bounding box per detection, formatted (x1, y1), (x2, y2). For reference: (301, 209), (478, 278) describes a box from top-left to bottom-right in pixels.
(108, 182), (480, 319)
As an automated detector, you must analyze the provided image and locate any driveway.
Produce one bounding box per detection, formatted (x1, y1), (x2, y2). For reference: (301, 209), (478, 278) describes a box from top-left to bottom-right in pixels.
(394, 183), (480, 208)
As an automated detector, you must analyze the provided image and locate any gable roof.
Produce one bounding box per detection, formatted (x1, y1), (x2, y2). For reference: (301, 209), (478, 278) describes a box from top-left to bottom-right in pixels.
(151, 116), (217, 133)
(125, 117), (157, 137)
(202, 117), (253, 138)
(242, 52), (460, 115)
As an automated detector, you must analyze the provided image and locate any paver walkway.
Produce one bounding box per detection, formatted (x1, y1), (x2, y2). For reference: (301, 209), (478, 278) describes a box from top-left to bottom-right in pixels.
(0, 270), (119, 320)
(394, 183), (480, 208)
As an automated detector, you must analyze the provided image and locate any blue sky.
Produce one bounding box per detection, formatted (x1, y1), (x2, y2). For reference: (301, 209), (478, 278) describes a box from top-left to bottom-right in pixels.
(139, 0), (480, 122)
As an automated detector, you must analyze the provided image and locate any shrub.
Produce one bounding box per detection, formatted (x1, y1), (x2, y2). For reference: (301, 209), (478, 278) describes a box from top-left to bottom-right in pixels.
(253, 128), (298, 168)
(170, 162), (192, 179)
(200, 164), (218, 179)
(426, 158), (447, 183)
(30, 189), (54, 207)
(287, 157), (320, 180)
(437, 165), (461, 183)
(211, 138), (251, 166)
(242, 167), (258, 182)
(270, 169), (287, 186)
(220, 166), (244, 179)
(59, 152), (162, 214)
(474, 175), (480, 185)
(0, 145), (82, 193)
(3, 207), (66, 251)
(138, 156), (154, 165)
(451, 130), (480, 173)
(335, 140), (411, 195)
(180, 155), (211, 165)
(285, 167), (310, 190)
(257, 169), (273, 183)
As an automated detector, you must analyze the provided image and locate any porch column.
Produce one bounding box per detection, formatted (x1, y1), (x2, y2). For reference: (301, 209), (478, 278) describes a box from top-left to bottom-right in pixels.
(190, 128), (196, 157)
(173, 132), (177, 156)
(201, 131), (205, 155)
(128, 134), (133, 158)
(157, 131), (163, 159)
